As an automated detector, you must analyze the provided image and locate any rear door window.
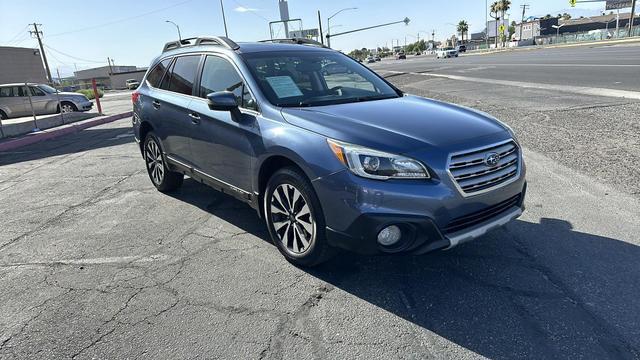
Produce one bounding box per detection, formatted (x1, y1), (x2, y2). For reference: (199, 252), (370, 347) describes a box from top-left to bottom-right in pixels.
(165, 55), (201, 95)
(29, 87), (46, 96)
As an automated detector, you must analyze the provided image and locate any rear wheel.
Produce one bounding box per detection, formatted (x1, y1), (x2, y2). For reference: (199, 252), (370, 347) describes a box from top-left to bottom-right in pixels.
(143, 132), (183, 192)
(0, 110), (7, 120)
(264, 167), (334, 267)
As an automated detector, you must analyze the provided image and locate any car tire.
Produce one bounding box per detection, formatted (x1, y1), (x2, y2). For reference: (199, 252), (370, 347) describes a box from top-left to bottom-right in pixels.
(143, 132), (183, 192)
(264, 167), (334, 267)
(59, 102), (77, 113)
(0, 110), (7, 120)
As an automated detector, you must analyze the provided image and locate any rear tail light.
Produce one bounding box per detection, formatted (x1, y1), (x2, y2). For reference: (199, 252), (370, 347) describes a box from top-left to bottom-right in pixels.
(131, 91), (140, 104)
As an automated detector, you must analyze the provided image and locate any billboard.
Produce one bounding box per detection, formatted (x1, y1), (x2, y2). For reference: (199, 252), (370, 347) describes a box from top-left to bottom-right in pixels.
(606, 0), (633, 10)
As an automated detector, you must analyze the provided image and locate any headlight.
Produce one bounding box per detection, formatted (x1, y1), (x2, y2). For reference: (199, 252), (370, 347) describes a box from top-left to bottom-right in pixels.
(327, 139), (430, 180)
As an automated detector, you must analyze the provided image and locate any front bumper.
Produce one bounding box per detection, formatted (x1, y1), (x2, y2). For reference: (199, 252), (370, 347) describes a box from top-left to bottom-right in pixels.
(76, 100), (93, 111)
(314, 162), (527, 255)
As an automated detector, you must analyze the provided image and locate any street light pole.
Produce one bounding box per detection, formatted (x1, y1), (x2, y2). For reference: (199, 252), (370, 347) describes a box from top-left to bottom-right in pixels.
(165, 20), (182, 41)
(327, 7), (358, 48)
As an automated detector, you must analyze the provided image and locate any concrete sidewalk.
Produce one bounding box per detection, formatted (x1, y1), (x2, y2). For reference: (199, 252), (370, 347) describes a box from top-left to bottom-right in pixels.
(0, 92), (132, 140)
(0, 112), (132, 152)
(465, 36), (640, 57)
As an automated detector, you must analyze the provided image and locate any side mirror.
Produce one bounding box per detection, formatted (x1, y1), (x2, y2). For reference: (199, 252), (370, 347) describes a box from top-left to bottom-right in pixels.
(206, 91), (238, 111)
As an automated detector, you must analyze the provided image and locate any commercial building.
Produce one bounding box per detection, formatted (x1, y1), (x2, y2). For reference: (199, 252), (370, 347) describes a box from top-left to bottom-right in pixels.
(514, 17), (559, 41)
(74, 65), (137, 89)
(0, 46), (48, 84)
(557, 12), (639, 35)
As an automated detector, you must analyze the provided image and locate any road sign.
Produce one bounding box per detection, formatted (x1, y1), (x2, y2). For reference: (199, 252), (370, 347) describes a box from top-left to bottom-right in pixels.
(289, 28), (319, 39)
(606, 0), (633, 9)
(499, 24), (506, 34)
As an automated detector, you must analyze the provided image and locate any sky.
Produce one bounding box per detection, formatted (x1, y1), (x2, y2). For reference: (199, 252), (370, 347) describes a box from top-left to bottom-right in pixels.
(0, 0), (612, 77)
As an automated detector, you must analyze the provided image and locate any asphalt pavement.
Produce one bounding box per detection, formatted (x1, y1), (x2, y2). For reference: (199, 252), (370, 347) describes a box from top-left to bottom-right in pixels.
(0, 44), (639, 359)
(371, 43), (640, 92)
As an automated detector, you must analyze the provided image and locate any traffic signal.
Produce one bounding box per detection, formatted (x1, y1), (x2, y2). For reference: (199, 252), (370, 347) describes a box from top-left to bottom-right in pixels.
(569, 0), (577, 7)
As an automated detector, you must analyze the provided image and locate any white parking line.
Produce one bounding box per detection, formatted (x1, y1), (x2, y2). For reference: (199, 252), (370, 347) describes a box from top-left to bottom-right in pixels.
(387, 71), (640, 100)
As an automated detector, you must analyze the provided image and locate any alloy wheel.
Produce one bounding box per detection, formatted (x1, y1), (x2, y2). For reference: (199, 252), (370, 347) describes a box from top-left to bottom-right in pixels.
(269, 183), (315, 255)
(145, 139), (164, 185)
(61, 104), (74, 113)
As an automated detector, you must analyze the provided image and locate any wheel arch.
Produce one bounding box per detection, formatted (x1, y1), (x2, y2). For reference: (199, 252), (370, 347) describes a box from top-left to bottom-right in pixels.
(138, 121), (155, 153)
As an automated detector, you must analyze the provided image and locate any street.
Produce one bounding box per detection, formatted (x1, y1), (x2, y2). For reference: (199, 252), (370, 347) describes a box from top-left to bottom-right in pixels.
(370, 43), (640, 91)
(1, 43), (639, 359)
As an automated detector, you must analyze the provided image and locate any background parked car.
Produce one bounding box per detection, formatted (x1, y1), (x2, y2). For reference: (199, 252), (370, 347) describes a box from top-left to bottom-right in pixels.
(125, 79), (140, 90)
(396, 52), (406, 60)
(366, 56), (376, 63)
(456, 44), (467, 53)
(0, 83), (92, 119)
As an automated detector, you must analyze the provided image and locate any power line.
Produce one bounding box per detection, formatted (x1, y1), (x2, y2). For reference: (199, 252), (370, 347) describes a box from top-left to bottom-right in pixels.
(43, 44), (105, 63)
(47, 0), (194, 38)
(4, 25), (30, 44)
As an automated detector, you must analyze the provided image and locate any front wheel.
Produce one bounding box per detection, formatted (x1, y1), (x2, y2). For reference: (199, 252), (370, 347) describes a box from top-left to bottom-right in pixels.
(264, 167), (334, 267)
(60, 102), (77, 113)
(143, 132), (183, 192)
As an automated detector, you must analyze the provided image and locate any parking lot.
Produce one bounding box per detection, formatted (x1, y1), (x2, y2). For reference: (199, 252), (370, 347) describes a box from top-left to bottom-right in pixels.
(1, 44), (639, 359)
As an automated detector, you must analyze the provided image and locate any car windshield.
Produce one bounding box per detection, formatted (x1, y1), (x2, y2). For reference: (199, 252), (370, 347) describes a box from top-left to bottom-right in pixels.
(38, 84), (58, 94)
(241, 51), (399, 107)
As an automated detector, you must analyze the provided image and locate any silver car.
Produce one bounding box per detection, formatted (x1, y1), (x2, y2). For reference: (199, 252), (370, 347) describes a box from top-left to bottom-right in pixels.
(0, 83), (93, 120)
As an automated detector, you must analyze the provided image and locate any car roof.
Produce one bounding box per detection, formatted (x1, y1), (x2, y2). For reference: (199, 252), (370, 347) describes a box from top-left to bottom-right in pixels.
(0, 83), (40, 87)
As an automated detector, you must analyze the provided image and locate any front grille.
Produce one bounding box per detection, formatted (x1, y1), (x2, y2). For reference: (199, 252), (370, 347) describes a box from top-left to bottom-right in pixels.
(443, 194), (521, 234)
(448, 141), (520, 195)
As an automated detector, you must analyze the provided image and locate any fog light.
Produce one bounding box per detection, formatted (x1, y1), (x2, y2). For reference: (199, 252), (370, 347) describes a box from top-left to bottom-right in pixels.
(377, 225), (402, 246)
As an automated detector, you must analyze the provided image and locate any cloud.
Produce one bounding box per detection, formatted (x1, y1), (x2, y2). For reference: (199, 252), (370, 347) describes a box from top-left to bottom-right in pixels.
(234, 6), (259, 13)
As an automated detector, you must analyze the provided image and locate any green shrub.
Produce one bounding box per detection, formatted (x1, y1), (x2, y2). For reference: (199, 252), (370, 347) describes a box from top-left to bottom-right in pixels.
(76, 89), (104, 100)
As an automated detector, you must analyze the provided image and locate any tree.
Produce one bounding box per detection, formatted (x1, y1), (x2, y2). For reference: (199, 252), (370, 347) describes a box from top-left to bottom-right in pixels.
(562, 13), (572, 20)
(490, 1), (501, 47)
(498, 0), (512, 46)
(509, 20), (516, 40)
(457, 20), (469, 42)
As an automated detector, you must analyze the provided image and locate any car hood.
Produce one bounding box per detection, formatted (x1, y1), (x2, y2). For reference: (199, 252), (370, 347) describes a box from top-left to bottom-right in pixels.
(280, 95), (508, 155)
(56, 92), (85, 97)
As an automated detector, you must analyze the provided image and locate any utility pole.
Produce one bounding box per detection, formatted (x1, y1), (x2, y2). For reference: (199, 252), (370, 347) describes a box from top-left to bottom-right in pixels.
(107, 57), (114, 75)
(629, 0), (637, 37)
(220, 0), (229, 37)
(519, 4), (530, 41)
(56, 68), (61, 85)
(29, 23), (52, 83)
(317, 11), (324, 45)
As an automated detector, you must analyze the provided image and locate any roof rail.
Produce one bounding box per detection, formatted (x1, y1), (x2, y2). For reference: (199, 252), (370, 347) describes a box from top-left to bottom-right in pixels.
(259, 38), (328, 48)
(162, 36), (240, 53)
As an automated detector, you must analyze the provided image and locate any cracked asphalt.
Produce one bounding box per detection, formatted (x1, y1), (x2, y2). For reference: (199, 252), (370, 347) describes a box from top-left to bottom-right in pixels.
(1, 67), (639, 358)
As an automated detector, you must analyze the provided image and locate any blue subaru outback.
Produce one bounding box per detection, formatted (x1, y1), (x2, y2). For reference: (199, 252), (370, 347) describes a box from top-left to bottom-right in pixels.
(132, 37), (526, 266)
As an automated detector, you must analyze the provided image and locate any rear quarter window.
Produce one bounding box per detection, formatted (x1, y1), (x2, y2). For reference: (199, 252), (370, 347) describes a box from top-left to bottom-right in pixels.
(146, 59), (171, 88)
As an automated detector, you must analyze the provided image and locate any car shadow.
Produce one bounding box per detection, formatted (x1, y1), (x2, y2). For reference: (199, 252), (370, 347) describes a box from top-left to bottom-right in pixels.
(170, 179), (640, 359)
(0, 127), (134, 166)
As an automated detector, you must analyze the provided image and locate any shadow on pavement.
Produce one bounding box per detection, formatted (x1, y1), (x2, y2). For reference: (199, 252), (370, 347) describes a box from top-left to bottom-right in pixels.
(170, 178), (640, 359)
(0, 127), (134, 166)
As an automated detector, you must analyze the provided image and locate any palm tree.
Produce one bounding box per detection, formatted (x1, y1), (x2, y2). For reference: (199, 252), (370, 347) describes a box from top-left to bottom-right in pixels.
(498, 0), (511, 46)
(457, 20), (469, 43)
(490, 1), (500, 47)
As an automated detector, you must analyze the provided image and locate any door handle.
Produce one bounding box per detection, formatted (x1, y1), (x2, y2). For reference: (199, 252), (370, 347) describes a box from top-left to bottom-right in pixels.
(188, 112), (201, 124)
(152, 100), (161, 109)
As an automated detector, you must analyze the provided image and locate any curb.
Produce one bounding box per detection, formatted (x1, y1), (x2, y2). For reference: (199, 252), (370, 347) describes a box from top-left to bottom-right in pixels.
(0, 112), (132, 152)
